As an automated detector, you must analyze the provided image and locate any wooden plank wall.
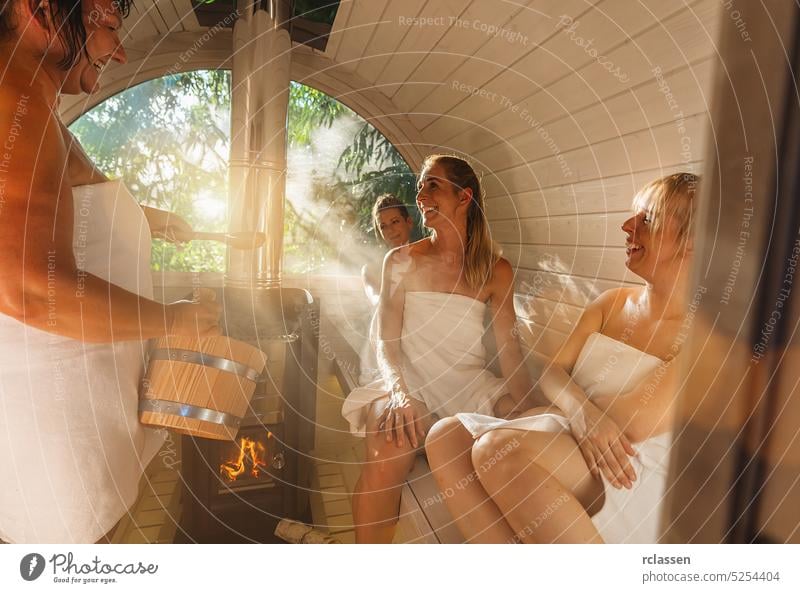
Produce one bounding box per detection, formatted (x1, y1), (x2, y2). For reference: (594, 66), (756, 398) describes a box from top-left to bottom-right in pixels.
(118, 0), (203, 62)
(325, 0), (721, 358)
(424, 0), (721, 357)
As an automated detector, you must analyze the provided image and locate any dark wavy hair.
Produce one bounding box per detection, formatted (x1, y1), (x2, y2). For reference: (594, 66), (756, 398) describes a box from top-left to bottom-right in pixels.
(0, 0), (133, 69)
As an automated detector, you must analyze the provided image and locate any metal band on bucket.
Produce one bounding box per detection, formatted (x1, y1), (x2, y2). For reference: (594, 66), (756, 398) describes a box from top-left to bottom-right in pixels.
(139, 399), (242, 428)
(149, 348), (262, 382)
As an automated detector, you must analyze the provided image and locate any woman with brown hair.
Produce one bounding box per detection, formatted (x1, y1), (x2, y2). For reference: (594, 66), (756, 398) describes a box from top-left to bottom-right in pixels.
(0, 0), (219, 543)
(426, 173), (700, 543)
(358, 195), (415, 385)
(342, 155), (534, 543)
(361, 194), (415, 306)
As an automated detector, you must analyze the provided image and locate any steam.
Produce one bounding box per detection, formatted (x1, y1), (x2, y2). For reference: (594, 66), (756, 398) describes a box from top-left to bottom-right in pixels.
(285, 113), (384, 276)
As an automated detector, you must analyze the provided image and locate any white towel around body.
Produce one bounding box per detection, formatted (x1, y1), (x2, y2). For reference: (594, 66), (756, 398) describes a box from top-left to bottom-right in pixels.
(342, 291), (508, 436)
(0, 181), (166, 543)
(457, 332), (672, 544)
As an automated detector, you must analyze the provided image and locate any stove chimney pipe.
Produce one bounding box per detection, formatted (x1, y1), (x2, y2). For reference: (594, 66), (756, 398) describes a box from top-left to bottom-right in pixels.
(226, 0), (291, 289)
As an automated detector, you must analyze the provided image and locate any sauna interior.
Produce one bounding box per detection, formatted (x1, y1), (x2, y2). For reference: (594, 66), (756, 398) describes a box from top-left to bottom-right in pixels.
(51, 0), (800, 543)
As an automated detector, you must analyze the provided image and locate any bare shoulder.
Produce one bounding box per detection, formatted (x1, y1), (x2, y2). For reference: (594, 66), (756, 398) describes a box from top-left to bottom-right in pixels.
(485, 257), (515, 306)
(384, 243), (411, 264)
(407, 236), (432, 255)
(383, 241), (421, 280)
(488, 256), (514, 292)
(0, 56), (33, 93)
(592, 285), (636, 312)
(492, 257), (514, 283)
(386, 237), (428, 265)
(574, 286), (632, 331)
(0, 82), (68, 201)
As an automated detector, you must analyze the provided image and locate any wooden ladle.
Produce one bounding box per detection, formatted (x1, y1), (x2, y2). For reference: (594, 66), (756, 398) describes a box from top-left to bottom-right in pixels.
(189, 231), (266, 249)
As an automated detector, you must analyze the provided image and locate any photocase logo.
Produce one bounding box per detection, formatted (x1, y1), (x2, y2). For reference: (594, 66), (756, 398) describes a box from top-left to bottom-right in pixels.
(19, 553), (46, 581)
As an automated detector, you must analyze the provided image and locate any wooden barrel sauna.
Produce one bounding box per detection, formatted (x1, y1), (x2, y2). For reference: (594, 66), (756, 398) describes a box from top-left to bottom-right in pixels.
(139, 336), (268, 440)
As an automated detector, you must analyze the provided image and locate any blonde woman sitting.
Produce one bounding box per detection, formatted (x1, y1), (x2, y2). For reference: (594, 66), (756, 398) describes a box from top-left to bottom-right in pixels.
(342, 155), (534, 543)
(426, 173), (699, 543)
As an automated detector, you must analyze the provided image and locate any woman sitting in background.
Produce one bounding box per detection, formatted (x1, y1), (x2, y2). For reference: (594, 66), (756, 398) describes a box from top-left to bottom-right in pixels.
(358, 195), (414, 385)
(427, 173), (699, 543)
(361, 195), (415, 306)
(342, 155), (534, 543)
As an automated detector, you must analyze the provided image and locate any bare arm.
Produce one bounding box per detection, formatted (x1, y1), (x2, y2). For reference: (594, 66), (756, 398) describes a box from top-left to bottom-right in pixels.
(489, 258), (534, 409)
(0, 83), (218, 342)
(374, 247), (427, 447)
(375, 249), (409, 395)
(361, 262), (380, 307)
(536, 291), (610, 417)
(538, 287), (679, 442)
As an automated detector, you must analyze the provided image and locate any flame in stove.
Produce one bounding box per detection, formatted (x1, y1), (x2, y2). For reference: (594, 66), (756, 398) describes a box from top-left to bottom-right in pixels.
(220, 435), (269, 482)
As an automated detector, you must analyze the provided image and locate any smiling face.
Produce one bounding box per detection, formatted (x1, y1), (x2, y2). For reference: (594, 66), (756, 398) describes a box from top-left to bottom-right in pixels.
(416, 163), (471, 231)
(62, 0), (127, 94)
(622, 201), (690, 283)
(19, 0), (129, 95)
(376, 208), (413, 248)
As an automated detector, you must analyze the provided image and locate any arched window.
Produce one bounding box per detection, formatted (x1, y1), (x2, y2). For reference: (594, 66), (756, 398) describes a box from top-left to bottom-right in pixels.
(69, 70), (417, 276)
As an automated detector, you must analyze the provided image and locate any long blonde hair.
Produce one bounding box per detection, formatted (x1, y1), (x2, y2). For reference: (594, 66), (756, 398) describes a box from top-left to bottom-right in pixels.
(422, 155), (499, 290)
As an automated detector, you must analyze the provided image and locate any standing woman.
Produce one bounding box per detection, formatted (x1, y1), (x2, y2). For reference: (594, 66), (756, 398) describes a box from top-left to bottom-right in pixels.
(0, 0), (219, 543)
(342, 155), (534, 543)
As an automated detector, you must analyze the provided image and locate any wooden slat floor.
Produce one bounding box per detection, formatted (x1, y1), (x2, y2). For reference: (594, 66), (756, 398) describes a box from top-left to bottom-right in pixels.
(111, 437), (182, 544)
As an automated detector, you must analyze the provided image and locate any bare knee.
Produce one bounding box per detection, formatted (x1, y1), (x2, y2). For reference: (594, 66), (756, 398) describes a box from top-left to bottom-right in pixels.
(360, 438), (415, 489)
(425, 416), (461, 458)
(425, 417), (471, 467)
(472, 430), (529, 484)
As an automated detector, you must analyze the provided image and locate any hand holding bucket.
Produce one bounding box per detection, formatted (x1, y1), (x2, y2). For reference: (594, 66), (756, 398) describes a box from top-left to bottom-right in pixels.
(166, 287), (222, 337)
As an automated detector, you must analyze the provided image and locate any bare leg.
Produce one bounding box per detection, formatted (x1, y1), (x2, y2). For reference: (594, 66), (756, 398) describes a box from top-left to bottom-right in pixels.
(352, 396), (432, 543)
(426, 417), (516, 543)
(473, 428), (606, 543)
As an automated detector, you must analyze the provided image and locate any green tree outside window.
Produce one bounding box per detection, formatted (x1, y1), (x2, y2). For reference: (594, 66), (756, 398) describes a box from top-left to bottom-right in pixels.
(70, 70), (418, 275)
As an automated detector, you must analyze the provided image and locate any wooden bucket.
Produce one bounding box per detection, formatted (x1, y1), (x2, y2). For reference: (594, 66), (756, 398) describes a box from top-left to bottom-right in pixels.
(138, 336), (268, 440)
